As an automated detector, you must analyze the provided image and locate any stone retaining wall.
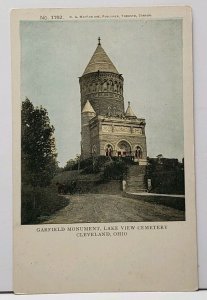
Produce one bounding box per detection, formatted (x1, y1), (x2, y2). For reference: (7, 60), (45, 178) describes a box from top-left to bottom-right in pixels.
(123, 192), (185, 211)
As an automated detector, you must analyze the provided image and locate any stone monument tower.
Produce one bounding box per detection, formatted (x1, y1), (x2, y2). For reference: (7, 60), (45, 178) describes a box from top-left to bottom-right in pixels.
(79, 37), (147, 166)
(79, 37), (124, 117)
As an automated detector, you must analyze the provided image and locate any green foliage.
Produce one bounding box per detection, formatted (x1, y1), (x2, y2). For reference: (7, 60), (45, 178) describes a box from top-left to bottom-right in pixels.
(64, 159), (77, 171)
(147, 157), (185, 194)
(102, 160), (128, 180)
(21, 98), (69, 224)
(21, 185), (69, 224)
(81, 156), (111, 174)
(63, 155), (111, 173)
(63, 155), (82, 171)
(21, 98), (58, 187)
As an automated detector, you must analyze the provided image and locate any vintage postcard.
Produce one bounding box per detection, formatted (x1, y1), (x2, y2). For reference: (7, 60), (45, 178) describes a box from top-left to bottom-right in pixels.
(12, 6), (198, 293)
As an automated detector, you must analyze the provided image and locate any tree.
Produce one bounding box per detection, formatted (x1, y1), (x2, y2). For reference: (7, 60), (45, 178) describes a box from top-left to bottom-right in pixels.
(63, 159), (76, 171)
(21, 98), (58, 187)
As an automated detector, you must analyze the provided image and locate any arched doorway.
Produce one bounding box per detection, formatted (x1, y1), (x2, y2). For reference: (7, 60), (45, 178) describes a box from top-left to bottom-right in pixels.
(116, 140), (131, 157)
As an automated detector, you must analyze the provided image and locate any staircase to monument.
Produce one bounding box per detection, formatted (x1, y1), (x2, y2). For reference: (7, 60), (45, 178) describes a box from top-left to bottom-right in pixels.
(126, 165), (147, 193)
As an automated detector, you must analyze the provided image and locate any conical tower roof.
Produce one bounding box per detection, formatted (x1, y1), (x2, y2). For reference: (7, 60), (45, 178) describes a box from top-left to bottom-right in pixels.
(125, 101), (137, 118)
(83, 37), (119, 75)
(82, 100), (96, 114)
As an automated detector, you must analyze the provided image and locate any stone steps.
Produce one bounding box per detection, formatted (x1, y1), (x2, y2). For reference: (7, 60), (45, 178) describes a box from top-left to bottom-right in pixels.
(127, 188), (147, 193)
(126, 165), (147, 192)
(127, 182), (146, 187)
(128, 175), (145, 180)
(127, 182), (146, 188)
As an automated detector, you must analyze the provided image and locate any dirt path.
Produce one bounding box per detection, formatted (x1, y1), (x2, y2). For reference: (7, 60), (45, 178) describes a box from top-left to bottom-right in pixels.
(42, 193), (185, 224)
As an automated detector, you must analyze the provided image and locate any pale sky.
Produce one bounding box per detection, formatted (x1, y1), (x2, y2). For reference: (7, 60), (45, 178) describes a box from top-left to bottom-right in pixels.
(20, 19), (183, 167)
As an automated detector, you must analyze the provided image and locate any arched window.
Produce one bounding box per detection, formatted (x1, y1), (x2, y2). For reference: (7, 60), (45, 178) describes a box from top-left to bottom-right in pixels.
(109, 80), (114, 91)
(114, 82), (117, 92)
(92, 145), (97, 155)
(113, 106), (116, 116)
(105, 144), (113, 157)
(108, 106), (112, 116)
(107, 81), (110, 91)
(92, 82), (96, 92)
(99, 82), (103, 92)
(103, 81), (108, 91)
(135, 146), (142, 159)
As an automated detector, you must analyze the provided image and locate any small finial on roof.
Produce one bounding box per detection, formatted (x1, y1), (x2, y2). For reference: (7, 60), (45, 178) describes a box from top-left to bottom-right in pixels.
(82, 36), (119, 75)
(125, 101), (137, 118)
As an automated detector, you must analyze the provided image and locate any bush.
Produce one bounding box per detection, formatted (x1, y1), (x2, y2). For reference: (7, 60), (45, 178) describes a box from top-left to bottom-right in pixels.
(81, 156), (111, 174)
(102, 160), (128, 180)
(147, 158), (185, 194)
(21, 185), (69, 224)
(111, 156), (134, 165)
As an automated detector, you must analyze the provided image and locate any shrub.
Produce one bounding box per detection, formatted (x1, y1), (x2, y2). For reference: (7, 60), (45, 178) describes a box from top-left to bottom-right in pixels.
(81, 156), (111, 174)
(102, 160), (128, 180)
(147, 158), (185, 194)
(21, 185), (69, 224)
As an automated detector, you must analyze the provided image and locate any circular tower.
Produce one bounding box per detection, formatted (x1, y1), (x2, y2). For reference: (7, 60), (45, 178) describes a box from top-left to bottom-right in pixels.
(79, 38), (125, 117)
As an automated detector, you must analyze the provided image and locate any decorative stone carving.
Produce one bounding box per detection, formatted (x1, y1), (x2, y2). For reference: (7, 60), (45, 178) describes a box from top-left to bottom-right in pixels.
(80, 72), (124, 102)
(114, 126), (131, 133)
(102, 125), (112, 132)
(133, 127), (142, 134)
